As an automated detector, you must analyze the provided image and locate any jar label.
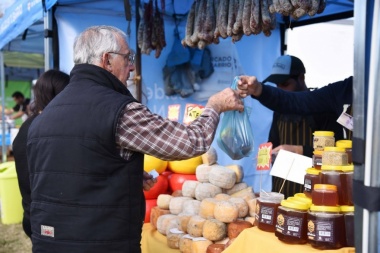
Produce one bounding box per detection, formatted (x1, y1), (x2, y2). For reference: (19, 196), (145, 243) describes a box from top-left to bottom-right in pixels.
(276, 214), (303, 238)
(259, 206), (275, 225)
(307, 219), (334, 243)
(304, 179), (312, 192)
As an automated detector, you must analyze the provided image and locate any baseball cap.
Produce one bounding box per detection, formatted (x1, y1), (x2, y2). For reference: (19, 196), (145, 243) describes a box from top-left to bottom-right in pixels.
(263, 55), (306, 84)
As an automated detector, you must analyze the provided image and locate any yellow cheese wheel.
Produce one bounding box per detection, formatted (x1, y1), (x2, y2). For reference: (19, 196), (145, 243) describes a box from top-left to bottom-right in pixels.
(168, 156), (203, 174)
(144, 154), (168, 174)
(214, 201), (239, 223)
(202, 219), (227, 241)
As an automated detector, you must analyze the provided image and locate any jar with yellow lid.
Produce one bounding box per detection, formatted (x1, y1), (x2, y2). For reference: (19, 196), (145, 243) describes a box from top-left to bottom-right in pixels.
(312, 150), (323, 169)
(287, 196), (312, 208)
(336, 140), (353, 164)
(303, 168), (321, 198)
(257, 192), (284, 232)
(311, 184), (338, 206)
(313, 131), (335, 151)
(320, 164), (354, 205)
(322, 147), (348, 166)
(341, 205), (355, 247)
(307, 205), (346, 249)
(275, 200), (309, 244)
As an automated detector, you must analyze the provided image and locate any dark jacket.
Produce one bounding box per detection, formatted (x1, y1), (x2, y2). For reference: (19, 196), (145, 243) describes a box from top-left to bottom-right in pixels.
(27, 64), (144, 253)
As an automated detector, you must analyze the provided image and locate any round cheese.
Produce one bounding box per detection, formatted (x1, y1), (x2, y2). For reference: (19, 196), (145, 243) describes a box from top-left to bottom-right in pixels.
(150, 206), (171, 229)
(169, 196), (193, 215)
(179, 235), (193, 253)
(227, 220), (253, 239)
(182, 180), (201, 198)
(214, 201), (239, 223)
(195, 164), (213, 183)
(246, 198), (258, 217)
(202, 219), (227, 241)
(224, 182), (248, 195)
(191, 238), (213, 253)
(209, 165), (236, 189)
(214, 193), (231, 201)
(156, 214), (178, 235)
(206, 244), (226, 253)
(195, 183), (222, 201)
(182, 199), (201, 216)
(157, 194), (173, 210)
(225, 164), (244, 183)
(187, 215), (206, 238)
(228, 197), (249, 218)
(167, 229), (185, 249)
(199, 198), (219, 219)
(179, 214), (192, 233)
(201, 147), (218, 165)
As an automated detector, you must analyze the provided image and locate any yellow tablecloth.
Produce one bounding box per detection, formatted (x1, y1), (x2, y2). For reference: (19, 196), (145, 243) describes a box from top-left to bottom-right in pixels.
(141, 223), (355, 253)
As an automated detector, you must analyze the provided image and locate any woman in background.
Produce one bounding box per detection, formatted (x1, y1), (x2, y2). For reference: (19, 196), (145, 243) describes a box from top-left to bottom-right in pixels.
(13, 69), (70, 238)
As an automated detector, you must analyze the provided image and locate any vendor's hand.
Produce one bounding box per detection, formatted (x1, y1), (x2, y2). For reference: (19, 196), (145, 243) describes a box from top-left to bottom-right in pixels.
(272, 145), (303, 156)
(237, 75), (263, 98)
(206, 88), (244, 114)
(143, 171), (157, 191)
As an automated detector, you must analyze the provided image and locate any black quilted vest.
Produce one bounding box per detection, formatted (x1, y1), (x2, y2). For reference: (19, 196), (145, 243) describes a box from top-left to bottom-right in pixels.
(27, 64), (144, 253)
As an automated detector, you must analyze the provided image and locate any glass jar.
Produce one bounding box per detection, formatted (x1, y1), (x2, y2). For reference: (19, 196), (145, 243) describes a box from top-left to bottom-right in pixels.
(320, 164), (354, 206)
(341, 205), (355, 247)
(311, 184), (338, 206)
(275, 200), (309, 244)
(313, 131), (335, 151)
(312, 150), (323, 170)
(307, 205), (346, 249)
(303, 168), (321, 198)
(336, 140), (353, 164)
(257, 192), (284, 232)
(322, 147), (348, 166)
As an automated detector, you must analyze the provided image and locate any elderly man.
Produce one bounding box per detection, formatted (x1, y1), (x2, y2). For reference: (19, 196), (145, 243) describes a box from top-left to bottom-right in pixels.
(27, 25), (243, 253)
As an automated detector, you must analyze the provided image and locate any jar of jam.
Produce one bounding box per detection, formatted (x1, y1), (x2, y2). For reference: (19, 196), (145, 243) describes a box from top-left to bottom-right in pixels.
(307, 205), (346, 249)
(311, 184), (338, 206)
(275, 200), (309, 244)
(322, 147), (348, 166)
(341, 205), (355, 247)
(320, 164), (354, 206)
(313, 131), (335, 151)
(257, 192), (284, 232)
(336, 140), (353, 164)
(312, 150), (323, 169)
(303, 168), (321, 198)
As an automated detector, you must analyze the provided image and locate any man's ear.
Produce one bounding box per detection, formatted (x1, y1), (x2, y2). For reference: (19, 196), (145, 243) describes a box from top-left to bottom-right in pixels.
(102, 53), (112, 71)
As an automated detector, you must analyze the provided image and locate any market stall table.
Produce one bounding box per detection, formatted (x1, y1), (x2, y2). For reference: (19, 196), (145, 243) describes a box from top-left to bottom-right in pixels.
(141, 223), (355, 253)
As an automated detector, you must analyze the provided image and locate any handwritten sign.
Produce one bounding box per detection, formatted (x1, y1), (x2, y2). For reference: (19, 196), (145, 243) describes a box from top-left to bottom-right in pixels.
(256, 142), (273, 171)
(168, 104), (181, 121)
(183, 104), (204, 125)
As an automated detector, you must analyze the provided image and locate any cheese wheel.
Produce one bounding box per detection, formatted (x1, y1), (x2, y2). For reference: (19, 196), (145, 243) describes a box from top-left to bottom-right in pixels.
(214, 201), (239, 223)
(156, 214), (178, 235)
(224, 182), (248, 195)
(209, 165), (236, 189)
(230, 187), (255, 202)
(195, 164), (213, 183)
(195, 183), (222, 201)
(244, 216), (256, 225)
(165, 216), (180, 235)
(202, 219), (227, 241)
(228, 197), (249, 218)
(179, 214), (192, 233)
(191, 238), (213, 253)
(182, 199), (201, 216)
(157, 194), (173, 210)
(225, 164), (244, 183)
(199, 198), (219, 219)
(246, 198), (258, 217)
(169, 196), (193, 215)
(182, 180), (201, 198)
(167, 229), (185, 249)
(227, 220), (253, 239)
(179, 235), (193, 253)
(187, 215), (206, 237)
(201, 147), (218, 165)
(214, 193), (231, 201)
(214, 237), (229, 245)
(206, 244), (226, 253)
(172, 190), (183, 197)
(150, 206), (171, 229)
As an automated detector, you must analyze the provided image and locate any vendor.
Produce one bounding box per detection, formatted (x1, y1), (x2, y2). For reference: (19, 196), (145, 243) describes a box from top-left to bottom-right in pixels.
(8, 91), (31, 122)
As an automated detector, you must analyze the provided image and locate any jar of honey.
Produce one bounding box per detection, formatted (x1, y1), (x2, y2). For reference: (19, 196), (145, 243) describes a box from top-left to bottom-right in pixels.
(275, 200), (309, 244)
(303, 168), (321, 198)
(322, 147), (348, 166)
(341, 205), (355, 247)
(311, 184), (338, 206)
(307, 205), (346, 249)
(320, 164), (354, 206)
(313, 131), (335, 151)
(312, 150), (323, 169)
(257, 192), (284, 232)
(336, 140), (353, 164)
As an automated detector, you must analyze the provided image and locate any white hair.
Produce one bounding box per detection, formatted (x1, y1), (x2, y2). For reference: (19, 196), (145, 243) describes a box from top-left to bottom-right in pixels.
(73, 25), (127, 65)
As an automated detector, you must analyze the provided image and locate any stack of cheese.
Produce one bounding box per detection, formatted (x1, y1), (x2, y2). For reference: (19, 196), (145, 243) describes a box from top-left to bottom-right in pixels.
(150, 147), (258, 253)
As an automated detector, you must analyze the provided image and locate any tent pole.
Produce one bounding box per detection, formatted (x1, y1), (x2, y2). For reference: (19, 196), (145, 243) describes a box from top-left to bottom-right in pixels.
(44, 8), (53, 70)
(135, 0), (142, 102)
(0, 51), (7, 162)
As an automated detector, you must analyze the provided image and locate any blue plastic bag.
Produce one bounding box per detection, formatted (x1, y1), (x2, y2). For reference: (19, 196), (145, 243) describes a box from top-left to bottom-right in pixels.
(217, 77), (254, 160)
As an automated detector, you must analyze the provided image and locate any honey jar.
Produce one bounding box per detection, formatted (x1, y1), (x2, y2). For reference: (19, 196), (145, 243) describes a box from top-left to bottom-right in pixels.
(311, 184), (338, 206)
(312, 150), (323, 170)
(303, 168), (321, 198)
(336, 140), (353, 164)
(322, 147), (348, 166)
(257, 192), (284, 232)
(313, 131), (335, 151)
(341, 205), (355, 247)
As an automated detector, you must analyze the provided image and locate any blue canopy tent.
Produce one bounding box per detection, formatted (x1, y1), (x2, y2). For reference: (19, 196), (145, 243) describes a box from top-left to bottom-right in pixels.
(1, 1), (379, 252)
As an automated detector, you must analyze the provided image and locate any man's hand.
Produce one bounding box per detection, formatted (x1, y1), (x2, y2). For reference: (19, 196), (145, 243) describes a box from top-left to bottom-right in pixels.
(205, 88), (244, 114)
(237, 75), (263, 98)
(272, 145), (304, 155)
(143, 171), (157, 191)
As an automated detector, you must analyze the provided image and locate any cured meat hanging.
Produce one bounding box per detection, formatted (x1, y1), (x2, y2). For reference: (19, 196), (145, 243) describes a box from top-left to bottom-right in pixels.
(182, 0), (326, 50)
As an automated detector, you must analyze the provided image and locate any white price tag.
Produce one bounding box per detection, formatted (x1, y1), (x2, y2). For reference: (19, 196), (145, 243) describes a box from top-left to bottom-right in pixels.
(148, 169), (159, 179)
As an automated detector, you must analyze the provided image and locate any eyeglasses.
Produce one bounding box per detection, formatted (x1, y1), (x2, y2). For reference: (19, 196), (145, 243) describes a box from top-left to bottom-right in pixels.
(108, 51), (135, 66)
